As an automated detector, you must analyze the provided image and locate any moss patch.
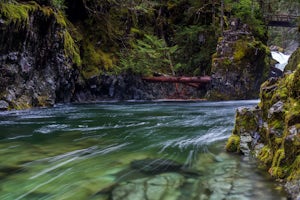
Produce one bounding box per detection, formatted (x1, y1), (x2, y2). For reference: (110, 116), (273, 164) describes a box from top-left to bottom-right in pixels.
(0, 1), (38, 24)
(233, 40), (248, 61)
(64, 30), (81, 66)
(257, 145), (273, 165)
(285, 48), (300, 72)
(225, 134), (240, 152)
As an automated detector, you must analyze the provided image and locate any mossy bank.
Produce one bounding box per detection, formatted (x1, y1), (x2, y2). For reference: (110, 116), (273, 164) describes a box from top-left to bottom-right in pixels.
(226, 48), (300, 199)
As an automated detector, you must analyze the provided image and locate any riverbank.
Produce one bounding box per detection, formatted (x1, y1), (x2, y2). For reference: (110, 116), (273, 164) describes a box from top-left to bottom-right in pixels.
(226, 48), (300, 199)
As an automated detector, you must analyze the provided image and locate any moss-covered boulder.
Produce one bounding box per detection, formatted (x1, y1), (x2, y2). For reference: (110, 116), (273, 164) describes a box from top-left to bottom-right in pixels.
(226, 53), (300, 198)
(208, 19), (270, 100)
(0, 1), (79, 110)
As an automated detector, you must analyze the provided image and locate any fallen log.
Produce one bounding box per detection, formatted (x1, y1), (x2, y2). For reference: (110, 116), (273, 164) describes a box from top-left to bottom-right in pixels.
(142, 76), (211, 84)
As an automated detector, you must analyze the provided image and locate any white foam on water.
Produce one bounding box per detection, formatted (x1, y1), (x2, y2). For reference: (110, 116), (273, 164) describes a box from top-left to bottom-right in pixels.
(271, 51), (291, 71)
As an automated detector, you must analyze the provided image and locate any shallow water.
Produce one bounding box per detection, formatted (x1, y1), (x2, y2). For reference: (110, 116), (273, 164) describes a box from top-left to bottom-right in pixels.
(0, 100), (287, 199)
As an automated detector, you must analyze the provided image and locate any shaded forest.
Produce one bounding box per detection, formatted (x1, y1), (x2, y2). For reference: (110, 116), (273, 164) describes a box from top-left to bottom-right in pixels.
(0, 0), (268, 78)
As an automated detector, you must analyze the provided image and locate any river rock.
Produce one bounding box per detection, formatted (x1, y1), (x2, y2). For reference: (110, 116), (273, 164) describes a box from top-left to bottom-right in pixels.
(111, 173), (185, 200)
(130, 158), (182, 174)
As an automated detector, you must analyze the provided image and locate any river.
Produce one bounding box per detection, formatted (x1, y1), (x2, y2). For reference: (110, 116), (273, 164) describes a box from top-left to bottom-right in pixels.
(0, 100), (287, 200)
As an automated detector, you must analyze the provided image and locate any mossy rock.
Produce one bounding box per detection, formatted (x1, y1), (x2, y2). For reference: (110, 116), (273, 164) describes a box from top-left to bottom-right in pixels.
(225, 134), (240, 152)
(257, 145), (273, 166)
(288, 155), (300, 180)
(285, 48), (300, 72)
(0, 1), (39, 24)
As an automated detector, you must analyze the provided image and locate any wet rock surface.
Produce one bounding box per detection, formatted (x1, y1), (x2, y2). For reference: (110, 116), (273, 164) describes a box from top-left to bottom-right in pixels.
(93, 153), (286, 200)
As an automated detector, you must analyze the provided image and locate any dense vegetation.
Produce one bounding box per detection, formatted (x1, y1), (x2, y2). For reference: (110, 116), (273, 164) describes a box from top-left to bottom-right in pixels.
(0, 0), (270, 80)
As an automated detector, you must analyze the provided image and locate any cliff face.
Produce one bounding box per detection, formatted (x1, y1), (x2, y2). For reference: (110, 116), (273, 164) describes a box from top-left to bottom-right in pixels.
(73, 73), (205, 102)
(226, 49), (300, 198)
(0, 2), (78, 110)
(208, 19), (270, 100)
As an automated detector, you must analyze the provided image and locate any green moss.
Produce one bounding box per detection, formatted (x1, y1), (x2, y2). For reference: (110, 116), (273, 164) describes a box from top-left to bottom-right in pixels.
(288, 155), (300, 180)
(208, 90), (231, 101)
(258, 145), (273, 165)
(0, 2), (81, 67)
(81, 43), (102, 79)
(269, 167), (285, 179)
(285, 98), (300, 127)
(233, 40), (248, 61)
(285, 48), (300, 72)
(268, 148), (285, 178)
(54, 10), (67, 27)
(0, 1), (39, 24)
(225, 134), (240, 152)
(271, 148), (285, 168)
(223, 57), (233, 66)
(270, 120), (284, 130)
(64, 31), (81, 66)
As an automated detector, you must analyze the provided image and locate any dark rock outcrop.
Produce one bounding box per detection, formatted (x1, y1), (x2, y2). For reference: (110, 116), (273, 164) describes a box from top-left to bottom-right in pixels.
(208, 19), (270, 100)
(0, 2), (77, 110)
(73, 73), (206, 102)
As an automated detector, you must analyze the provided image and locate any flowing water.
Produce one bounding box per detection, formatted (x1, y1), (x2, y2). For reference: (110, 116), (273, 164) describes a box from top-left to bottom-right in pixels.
(0, 100), (287, 200)
(271, 51), (291, 71)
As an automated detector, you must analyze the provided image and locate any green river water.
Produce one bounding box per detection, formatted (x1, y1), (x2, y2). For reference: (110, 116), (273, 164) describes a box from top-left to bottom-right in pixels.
(0, 100), (287, 199)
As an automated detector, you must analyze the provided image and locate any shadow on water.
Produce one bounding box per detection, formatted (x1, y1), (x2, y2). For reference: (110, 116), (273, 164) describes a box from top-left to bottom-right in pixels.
(0, 100), (287, 199)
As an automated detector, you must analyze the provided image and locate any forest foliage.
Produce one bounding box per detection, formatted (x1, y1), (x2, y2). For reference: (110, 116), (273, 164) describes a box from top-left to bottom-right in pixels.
(1, 0), (271, 78)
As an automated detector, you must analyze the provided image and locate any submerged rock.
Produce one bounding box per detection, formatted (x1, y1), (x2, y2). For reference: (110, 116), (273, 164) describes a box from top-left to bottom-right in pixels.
(130, 158), (182, 174)
(111, 173), (185, 200)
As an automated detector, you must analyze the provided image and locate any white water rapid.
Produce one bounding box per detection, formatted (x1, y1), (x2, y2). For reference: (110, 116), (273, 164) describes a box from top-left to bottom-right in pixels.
(271, 51), (291, 71)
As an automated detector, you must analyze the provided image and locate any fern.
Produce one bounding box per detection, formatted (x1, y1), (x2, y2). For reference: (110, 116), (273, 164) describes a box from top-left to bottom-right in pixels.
(118, 34), (178, 75)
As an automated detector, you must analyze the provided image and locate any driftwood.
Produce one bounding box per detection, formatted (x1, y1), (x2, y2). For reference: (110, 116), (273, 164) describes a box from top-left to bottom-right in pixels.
(142, 76), (211, 83)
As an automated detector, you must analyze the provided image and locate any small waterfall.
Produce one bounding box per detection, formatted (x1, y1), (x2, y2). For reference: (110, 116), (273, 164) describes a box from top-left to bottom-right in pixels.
(271, 51), (291, 71)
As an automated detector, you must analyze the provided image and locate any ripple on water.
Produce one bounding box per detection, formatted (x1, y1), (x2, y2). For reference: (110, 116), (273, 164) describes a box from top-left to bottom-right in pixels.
(34, 124), (70, 134)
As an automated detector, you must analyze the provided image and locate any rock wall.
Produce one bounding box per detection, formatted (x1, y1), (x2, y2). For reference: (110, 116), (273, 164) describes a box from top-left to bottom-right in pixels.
(208, 19), (270, 100)
(226, 50), (300, 198)
(0, 2), (77, 110)
(73, 73), (206, 102)
(0, 2), (208, 110)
